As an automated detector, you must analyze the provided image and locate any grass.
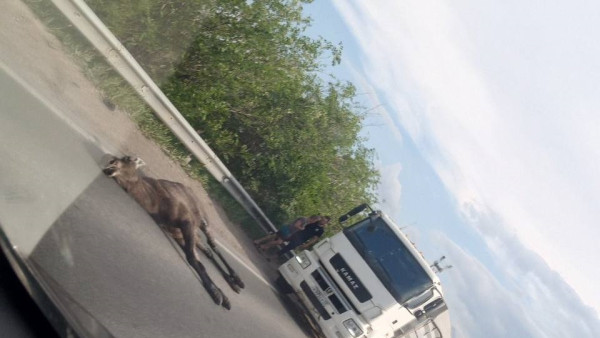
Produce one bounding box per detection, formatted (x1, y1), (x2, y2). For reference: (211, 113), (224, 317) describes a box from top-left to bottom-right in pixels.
(23, 0), (266, 239)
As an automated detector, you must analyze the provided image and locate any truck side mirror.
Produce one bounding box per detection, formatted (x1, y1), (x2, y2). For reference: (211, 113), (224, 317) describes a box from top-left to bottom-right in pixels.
(338, 203), (370, 223)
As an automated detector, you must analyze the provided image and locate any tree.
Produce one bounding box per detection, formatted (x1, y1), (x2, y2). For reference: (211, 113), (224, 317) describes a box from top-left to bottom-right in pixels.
(88, 0), (380, 224)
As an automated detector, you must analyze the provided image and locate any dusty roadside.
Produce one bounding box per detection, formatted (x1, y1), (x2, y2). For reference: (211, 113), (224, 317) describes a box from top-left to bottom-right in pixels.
(0, 0), (279, 281)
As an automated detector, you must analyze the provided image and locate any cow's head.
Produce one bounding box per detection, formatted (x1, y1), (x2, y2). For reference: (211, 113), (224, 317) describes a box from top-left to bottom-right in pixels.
(102, 156), (145, 178)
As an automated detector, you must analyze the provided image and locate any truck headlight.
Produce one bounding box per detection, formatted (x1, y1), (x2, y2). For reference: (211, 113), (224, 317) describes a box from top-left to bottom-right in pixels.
(343, 319), (364, 337)
(294, 251), (311, 269)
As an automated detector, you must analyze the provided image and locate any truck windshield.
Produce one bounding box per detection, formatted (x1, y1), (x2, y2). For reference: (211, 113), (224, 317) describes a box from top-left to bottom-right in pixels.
(344, 217), (433, 304)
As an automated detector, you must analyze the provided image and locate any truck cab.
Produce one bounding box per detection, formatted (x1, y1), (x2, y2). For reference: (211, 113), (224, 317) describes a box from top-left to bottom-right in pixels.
(278, 206), (451, 338)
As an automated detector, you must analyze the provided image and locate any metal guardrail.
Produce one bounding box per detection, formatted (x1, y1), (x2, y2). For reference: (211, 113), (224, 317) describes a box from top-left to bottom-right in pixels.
(49, 0), (276, 233)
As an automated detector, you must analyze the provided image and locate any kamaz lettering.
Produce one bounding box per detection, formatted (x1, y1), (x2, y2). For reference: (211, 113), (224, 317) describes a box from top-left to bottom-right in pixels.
(339, 268), (360, 290)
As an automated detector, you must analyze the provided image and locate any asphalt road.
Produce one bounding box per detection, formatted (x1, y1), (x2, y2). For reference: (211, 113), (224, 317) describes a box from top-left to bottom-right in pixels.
(0, 4), (309, 336)
(29, 174), (305, 338)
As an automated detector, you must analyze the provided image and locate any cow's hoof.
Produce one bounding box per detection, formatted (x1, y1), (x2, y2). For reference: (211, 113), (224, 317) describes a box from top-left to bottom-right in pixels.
(221, 295), (231, 310)
(227, 278), (241, 293)
(207, 284), (224, 306)
(233, 274), (245, 289)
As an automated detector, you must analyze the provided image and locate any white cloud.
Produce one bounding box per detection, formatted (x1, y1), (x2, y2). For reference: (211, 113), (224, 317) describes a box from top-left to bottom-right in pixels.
(459, 207), (600, 336)
(377, 162), (403, 212)
(432, 228), (600, 338)
(332, 0), (600, 316)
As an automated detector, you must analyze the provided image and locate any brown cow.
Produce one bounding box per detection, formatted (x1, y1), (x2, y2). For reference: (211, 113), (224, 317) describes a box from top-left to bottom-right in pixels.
(103, 156), (244, 310)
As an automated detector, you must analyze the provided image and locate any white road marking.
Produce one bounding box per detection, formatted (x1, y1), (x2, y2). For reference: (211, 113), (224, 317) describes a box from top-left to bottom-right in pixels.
(214, 239), (278, 291)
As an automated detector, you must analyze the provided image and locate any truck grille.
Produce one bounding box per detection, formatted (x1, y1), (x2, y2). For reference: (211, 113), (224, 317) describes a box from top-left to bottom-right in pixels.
(313, 269), (330, 290)
(328, 295), (346, 314)
(300, 281), (331, 320)
(311, 270), (348, 314)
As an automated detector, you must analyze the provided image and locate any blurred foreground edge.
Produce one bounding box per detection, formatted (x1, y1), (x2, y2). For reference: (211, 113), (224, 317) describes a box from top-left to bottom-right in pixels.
(0, 223), (115, 338)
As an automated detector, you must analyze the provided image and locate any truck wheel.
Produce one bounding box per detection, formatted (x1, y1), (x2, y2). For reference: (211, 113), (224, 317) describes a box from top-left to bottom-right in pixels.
(275, 275), (294, 294)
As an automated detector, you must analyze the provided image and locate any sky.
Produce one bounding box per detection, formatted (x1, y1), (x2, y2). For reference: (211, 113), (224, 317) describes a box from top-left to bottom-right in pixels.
(305, 1), (600, 337)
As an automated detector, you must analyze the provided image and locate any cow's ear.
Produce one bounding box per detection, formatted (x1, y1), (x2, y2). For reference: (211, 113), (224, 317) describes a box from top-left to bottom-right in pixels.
(133, 157), (146, 169)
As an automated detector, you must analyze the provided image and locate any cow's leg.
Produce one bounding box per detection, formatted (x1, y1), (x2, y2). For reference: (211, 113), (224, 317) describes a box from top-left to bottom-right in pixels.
(181, 222), (231, 310)
(194, 231), (242, 293)
(168, 227), (186, 247)
(199, 219), (245, 290)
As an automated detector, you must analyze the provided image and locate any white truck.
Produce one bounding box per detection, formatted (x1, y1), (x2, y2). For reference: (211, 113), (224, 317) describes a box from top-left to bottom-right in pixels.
(277, 205), (451, 338)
